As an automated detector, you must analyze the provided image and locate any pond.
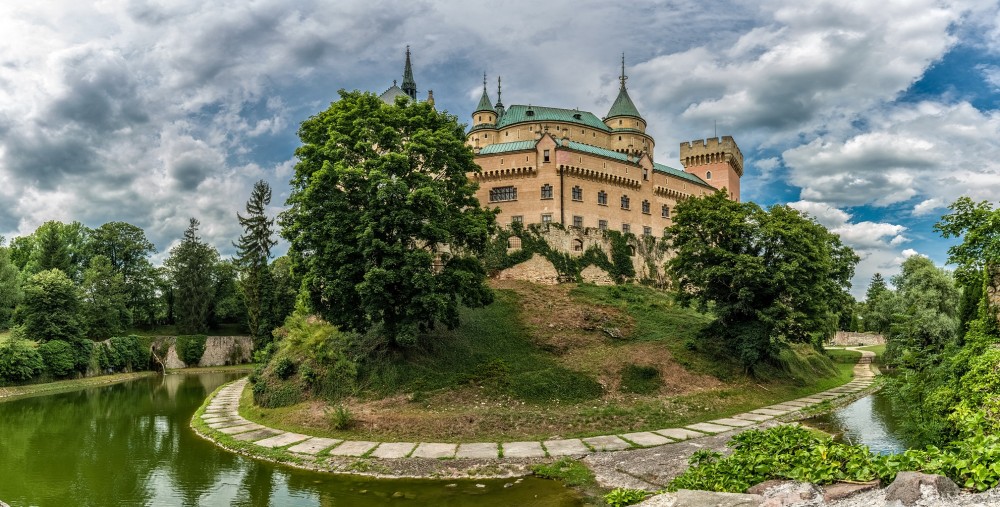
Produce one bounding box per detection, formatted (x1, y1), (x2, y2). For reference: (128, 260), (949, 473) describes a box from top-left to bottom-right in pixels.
(0, 373), (581, 506)
(803, 386), (911, 455)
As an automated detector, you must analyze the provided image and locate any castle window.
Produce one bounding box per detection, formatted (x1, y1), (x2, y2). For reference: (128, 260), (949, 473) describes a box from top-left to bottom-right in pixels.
(621, 195), (630, 210)
(572, 186), (582, 201)
(540, 184), (553, 200)
(618, 136), (622, 141)
(506, 131), (509, 137)
(706, 171), (712, 179)
(643, 226), (652, 236)
(619, 119), (622, 125)
(572, 238), (584, 251)
(511, 215), (523, 224)
(543, 150), (550, 163)
(573, 216), (583, 228)
(489, 186), (517, 202)
(597, 191), (608, 206)
(478, 115), (481, 122)
(622, 223), (631, 234)
(500, 158), (503, 165)
(599, 220), (608, 231)
(508, 236), (522, 249)
(641, 200), (650, 214)
(485, 133), (489, 139)
(541, 214), (552, 224)
(661, 205), (670, 218)
(643, 168), (648, 181)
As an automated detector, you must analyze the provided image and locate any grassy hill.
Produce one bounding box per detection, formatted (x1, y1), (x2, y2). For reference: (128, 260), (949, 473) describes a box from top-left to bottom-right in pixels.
(244, 282), (853, 442)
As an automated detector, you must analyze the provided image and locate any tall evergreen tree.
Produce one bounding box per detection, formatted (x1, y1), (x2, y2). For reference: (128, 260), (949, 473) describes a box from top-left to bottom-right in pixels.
(34, 221), (72, 274)
(234, 180), (277, 346)
(165, 219), (219, 334)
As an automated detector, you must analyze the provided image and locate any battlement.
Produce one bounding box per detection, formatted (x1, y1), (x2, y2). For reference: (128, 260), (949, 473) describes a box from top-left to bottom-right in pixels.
(679, 136), (743, 177)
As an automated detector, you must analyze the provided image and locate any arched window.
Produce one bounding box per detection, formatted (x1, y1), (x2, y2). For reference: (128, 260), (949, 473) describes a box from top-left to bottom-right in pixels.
(706, 171), (712, 180)
(572, 238), (584, 251)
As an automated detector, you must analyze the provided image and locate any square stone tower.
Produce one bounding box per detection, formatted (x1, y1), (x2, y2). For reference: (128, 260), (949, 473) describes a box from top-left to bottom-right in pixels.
(679, 136), (744, 202)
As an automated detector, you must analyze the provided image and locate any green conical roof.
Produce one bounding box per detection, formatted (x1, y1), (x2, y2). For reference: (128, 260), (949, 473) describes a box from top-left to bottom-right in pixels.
(402, 46), (417, 100)
(606, 86), (642, 120)
(474, 74), (494, 114)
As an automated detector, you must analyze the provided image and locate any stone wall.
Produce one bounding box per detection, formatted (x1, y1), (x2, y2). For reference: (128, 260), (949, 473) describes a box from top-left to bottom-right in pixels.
(153, 336), (253, 369)
(496, 253), (560, 284)
(828, 331), (885, 346)
(989, 264), (1000, 322)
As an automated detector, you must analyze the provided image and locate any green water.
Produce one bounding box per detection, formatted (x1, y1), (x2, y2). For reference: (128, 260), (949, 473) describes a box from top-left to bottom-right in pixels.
(0, 373), (581, 506)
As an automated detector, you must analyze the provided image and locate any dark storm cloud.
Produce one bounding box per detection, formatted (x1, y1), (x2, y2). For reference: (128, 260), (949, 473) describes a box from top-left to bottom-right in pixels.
(47, 49), (149, 132)
(4, 134), (100, 189)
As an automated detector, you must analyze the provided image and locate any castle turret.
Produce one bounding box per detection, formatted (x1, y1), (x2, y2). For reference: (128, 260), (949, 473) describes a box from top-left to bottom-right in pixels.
(494, 75), (505, 119)
(402, 45), (417, 101)
(680, 136), (744, 201)
(604, 55), (653, 159)
(473, 73), (497, 126)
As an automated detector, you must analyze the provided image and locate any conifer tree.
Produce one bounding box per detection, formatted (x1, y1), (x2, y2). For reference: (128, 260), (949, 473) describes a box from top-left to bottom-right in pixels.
(165, 219), (219, 334)
(234, 180), (277, 347)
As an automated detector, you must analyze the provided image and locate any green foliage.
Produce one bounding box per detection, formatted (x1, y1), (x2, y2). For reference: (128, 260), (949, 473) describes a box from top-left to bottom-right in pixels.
(884, 256), (960, 366)
(508, 367), (603, 403)
(620, 364), (661, 394)
(666, 190), (858, 373)
(209, 259), (245, 328)
(38, 340), (76, 377)
(326, 405), (353, 430)
(20, 269), (84, 343)
(0, 244), (21, 329)
(0, 337), (44, 383)
(95, 336), (148, 373)
(281, 90), (496, 348)
(88, 222), (158, 328)
(235, 179), (278, 348)
(81, 255), (131, 338)
(165, 218), (219, 334)
(175, 334), (207, 366)
(531, 458), (596, 487)
(273, 356), (295, 380)
(934, 197), (1000, 286)
(604, 488), (650, 507)
(268, 256), (299, 330)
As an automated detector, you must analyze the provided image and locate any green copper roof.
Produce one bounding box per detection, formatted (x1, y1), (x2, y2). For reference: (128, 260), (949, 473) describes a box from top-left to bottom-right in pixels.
(475, 88), (494, 114)
(497, 105), (611, 132)
(478, 140), (537, 155)
(606, 87), (642, 120)
(653, 162), (712, 187)
(402, 46), (417, 100)
(557, 140), (636, 163)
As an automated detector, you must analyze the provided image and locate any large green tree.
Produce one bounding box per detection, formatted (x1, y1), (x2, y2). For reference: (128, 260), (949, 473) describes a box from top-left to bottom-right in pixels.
(20, 269), (84, 343)
(88, 222), (158, 326)
(280, 90), (496, 347)
(80, 255), (131, 339)
(666, 190), (858, 371)
(165, 219), (219, 334)
(23, 221), (91, 282)
(934, 197), (1000, 286)
(234, 180), (277, 346)
(0, 239), (22, 329)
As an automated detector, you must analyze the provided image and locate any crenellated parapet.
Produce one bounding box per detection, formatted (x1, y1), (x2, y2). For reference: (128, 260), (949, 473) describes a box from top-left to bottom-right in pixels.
(680, 136), (744, 177)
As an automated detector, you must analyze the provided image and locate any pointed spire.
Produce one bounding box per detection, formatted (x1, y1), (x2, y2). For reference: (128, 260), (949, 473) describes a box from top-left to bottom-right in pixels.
(494, 75), (505, 118)
(401, 45), (417, 100)
(606, 53), (642, 121)
(474, 72), (494, 114)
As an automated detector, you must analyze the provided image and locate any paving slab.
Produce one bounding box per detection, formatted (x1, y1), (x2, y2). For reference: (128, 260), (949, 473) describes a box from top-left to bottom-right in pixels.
(767, 404), (803, 411)
(208, 420), (251, 429)
(232, 428), (282, 442)
(370, 442), (416, 458)
(217, 423), (264, 434)
(328, 441), (378, 457)
(686, 422), (736, 434)
(796, 397), (826, 403)
(287, 437), (342, 455)
(455, 442), (499, 459)
(709, 417), (756, 428)
(583, 435), (632, 452)
(410, 443), (457, 459)
(543, 439), (591, 456)
(254, 432), (311, 449)
(619, 431), (673, 447)
(733, 412), (773, 422)
(750, 408), (790, 416)
(203, 416), (243, 424)
(654, 428), (705, 441)
(775, 401), (811, 408)
(502, 441), (546, 458)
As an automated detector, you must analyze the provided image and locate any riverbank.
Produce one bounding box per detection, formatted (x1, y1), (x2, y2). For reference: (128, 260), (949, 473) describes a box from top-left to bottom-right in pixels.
(190, 352), (877, 484)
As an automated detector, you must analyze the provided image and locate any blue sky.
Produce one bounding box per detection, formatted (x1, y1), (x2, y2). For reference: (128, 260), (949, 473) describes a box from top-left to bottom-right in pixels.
(2, 0), (1000, 297)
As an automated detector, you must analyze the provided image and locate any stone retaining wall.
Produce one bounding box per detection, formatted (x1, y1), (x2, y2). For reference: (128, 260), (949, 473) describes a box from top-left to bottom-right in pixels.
(828, 332), (885, 346)
(153, 336), (253, 369)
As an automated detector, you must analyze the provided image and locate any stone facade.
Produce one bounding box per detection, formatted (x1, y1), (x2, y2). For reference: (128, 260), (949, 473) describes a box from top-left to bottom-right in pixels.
(153, 336), (253, 369)
(496, 253), (560, 285)
(828, 332), (885, 347)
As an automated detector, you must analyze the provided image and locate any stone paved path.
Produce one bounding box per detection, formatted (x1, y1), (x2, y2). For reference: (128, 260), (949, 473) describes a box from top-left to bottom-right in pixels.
(196, 348), (877, 460)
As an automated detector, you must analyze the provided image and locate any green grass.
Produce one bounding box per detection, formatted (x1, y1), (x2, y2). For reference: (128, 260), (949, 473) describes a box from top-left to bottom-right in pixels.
(858, 344), (886, 357)
(532, 457), (596, 487)
(824, 348), (863, 364)
(0, 371), (157, 403)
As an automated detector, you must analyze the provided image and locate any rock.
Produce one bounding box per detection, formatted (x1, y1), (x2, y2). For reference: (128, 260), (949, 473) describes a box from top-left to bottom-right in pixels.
(1, 500), (8, 507)
(674, 489), (763, 506)
(747, 480), (792, 495)
(755, 481), (821, 506)
(884, 472), (960, 506)
(634, 492), (678, 506)
(823, 481), (879, 502)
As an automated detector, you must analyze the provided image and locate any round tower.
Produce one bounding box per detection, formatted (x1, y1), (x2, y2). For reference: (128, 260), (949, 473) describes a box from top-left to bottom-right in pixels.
(604, 55), (653, 159)
(468, 74), (498, 151)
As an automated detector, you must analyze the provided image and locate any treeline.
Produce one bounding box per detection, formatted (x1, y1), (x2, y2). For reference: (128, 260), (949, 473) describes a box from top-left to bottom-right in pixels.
(0, 180), (297, 384)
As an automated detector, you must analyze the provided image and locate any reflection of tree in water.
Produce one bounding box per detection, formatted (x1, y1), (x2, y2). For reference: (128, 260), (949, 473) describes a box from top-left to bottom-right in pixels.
(230, 461), (275, 507)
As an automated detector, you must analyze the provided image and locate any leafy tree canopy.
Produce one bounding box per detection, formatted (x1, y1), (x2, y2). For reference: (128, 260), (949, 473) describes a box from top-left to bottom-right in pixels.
(20, 268), (84, 343)
(935, 197), (1000, 285)
(666, 190), (858, 371)
(280, 90), (496, 347)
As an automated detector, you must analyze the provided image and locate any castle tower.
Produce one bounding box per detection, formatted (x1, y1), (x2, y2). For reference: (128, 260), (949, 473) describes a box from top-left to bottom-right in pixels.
(402, 46), (417, 101)
(494, 75), (505, 119)
(472, 73), (497, 127)
(680, 136), (744, 201)
(604, 55), (653, 159)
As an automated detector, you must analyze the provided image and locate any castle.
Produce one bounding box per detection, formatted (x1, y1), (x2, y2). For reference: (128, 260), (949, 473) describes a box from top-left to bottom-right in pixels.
(380, 50), (743, 238)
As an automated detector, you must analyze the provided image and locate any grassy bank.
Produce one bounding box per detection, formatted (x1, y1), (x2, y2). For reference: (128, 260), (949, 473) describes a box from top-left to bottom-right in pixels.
(241, 282), (856, 442)
(0, 371), (157, 403)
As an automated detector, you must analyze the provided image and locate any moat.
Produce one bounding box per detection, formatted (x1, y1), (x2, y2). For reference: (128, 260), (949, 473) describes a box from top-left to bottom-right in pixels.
(0, 373), (579, 506)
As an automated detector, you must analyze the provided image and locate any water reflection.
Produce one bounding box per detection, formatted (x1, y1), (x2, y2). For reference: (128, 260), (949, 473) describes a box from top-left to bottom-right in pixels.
(805, 390), (909, 454)
(0, 373), (579, 507)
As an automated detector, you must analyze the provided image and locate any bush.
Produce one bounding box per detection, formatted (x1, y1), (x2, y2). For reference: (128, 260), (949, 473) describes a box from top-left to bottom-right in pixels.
(273, 357), (295, 380)
(38, 340), (76, 378)
(0, 338), (44, 383)
(327, 404), (353, 430)
(604, 488), (650, 507)
(175, 335), (207, 366)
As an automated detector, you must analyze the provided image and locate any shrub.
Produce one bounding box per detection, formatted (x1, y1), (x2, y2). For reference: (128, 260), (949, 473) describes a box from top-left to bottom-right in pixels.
(0, 338), (44, 383)
(175, 335), (207, 366)
(604, 488), (650, 507)
(252, 380), (302, 408)
(327, 404), (353, 430)
(38, 340), (76, 378)
(620, 364), (661, 395)
(273, 356), (295, 380)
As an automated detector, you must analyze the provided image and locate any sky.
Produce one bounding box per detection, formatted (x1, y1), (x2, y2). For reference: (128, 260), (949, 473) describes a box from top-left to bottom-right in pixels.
(2, 0), (1000, 298)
